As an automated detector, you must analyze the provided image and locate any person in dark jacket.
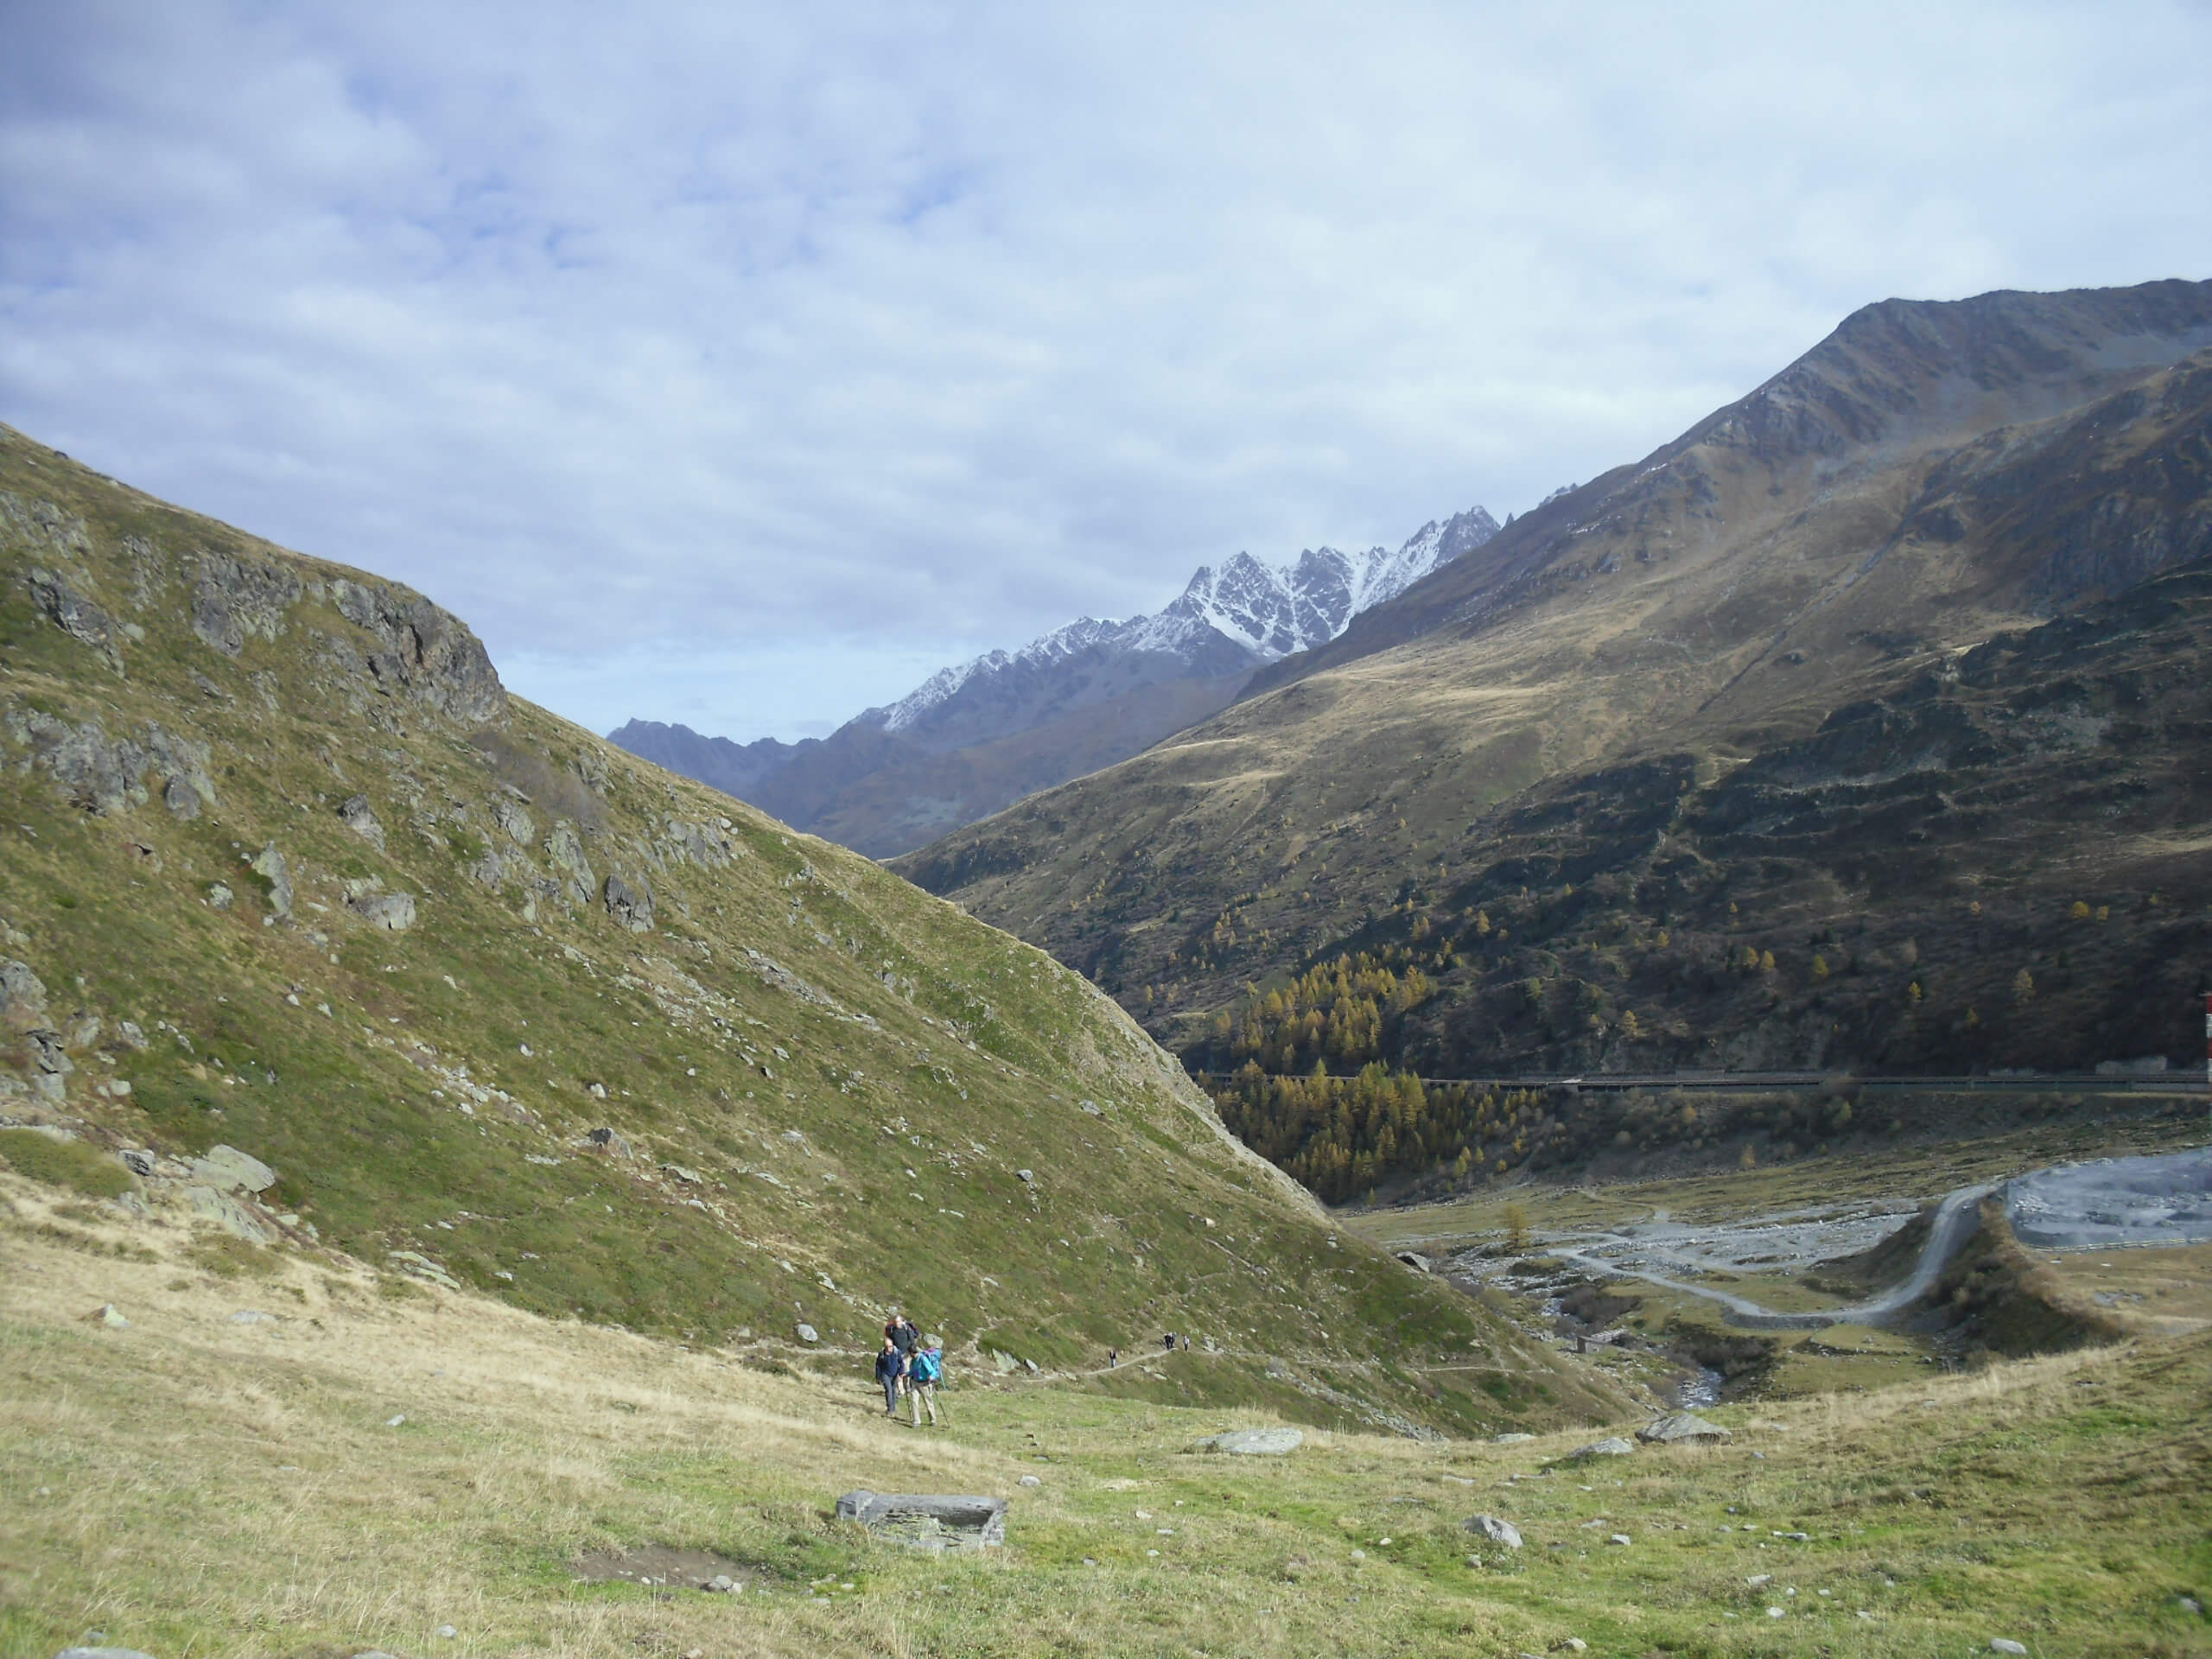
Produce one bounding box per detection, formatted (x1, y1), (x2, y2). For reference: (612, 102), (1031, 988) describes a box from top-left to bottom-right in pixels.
(874, 1338), (904, 1414)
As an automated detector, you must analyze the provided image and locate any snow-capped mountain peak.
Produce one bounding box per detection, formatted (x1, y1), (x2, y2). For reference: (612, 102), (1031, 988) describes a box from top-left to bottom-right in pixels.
(861, 503), (1497, 739)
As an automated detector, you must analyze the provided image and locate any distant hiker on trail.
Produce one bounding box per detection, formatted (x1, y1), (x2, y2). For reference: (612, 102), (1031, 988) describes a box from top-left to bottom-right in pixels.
(1181, 1333), (1191, 1352)
(874, 1338), (903, 1415)
(1108, 1347), (1118, 1368)
(1162, 1332), (1175, 1352)
(907, 1335), (944, 1427)
(893, 1313), (922, 1397)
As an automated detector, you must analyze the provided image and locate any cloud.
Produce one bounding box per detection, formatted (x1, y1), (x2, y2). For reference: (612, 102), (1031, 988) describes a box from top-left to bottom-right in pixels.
(4, 1), (2209, 739)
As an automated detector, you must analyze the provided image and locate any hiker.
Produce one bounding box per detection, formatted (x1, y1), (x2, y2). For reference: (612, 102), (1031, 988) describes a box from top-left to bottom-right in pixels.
(907, 1333), (944, 1427)
(874, 1338), (903, 1415)
(1162, 1332), (1174, 1352)
(1181, 1333), (1190, 1352)
(1108, 1347), (1118, 1368)
(893, 1312), (922, 1398)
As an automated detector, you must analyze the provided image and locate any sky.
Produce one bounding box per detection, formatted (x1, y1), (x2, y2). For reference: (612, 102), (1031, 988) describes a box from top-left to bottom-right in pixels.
(4, 3), (2209, 742)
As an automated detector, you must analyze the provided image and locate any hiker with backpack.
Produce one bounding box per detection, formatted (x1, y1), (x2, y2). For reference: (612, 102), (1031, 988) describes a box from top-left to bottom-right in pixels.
(906, 1334), (944, 1427)
(874, 1337), (904, 1416)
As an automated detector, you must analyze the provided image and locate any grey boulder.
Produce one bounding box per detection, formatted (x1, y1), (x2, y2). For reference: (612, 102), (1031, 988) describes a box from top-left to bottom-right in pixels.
(189, 1145), (276, 1193)
(1464, 1514), (1523, 1549)
(56, 1649), (159, 1659)
(1195, 1427), (1303, 1456)
(836, 1491), (1006, 1551)
(1570, 1436), (1635, 1459)
(1638, 1413), (1732, 1445)
(347, 891), (416, 931)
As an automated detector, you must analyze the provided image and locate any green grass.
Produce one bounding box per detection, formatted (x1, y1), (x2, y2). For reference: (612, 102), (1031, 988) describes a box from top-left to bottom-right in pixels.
(3, 1194), (2209, 1659)
(0, 422), (1611, 1438)
(0, 1128), (132, 1199)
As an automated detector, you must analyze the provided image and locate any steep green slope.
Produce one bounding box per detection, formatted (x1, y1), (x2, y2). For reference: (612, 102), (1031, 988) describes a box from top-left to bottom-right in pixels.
(0, 422), (1613, 1434)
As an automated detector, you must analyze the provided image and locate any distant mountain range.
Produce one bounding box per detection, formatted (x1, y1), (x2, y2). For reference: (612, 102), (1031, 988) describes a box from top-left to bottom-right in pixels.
(899, 277), (2212, 1104)
(610, 506), (1497, 856)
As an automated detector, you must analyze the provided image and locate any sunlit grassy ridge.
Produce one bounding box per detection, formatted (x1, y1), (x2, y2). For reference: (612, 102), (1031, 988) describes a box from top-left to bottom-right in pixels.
(0, 422), (1611, 1434)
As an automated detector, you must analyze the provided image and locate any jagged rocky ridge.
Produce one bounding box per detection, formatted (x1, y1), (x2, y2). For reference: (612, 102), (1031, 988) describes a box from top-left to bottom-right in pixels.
(611, 507), (1496, 858)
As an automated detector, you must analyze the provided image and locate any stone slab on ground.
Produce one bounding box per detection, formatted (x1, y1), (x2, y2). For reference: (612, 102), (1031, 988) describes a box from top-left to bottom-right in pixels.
(836, 1491), (1007, 1551)
(188, 1144), (275, 1193)
(1195, 1427), (1304, 1456)
(1569, 1436), (1635, 1459)
(1637, 1413), (1732, 1444)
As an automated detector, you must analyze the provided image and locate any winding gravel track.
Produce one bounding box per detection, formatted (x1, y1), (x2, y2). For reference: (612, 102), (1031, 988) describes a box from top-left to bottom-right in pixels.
(1554, 1181), (1996, 1331)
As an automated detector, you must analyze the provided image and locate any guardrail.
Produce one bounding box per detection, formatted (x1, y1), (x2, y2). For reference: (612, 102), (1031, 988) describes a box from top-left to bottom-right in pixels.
(1189, 1068), (2194, 1095)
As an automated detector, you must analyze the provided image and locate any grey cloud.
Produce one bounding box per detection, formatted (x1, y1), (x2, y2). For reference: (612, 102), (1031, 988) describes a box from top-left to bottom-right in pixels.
(3, 2), (2209, 740)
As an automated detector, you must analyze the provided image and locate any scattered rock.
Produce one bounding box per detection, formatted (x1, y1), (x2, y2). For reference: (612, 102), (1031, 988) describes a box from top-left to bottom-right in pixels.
(55, 1648), (158, 1659)
(347, 891), (416, 931)
(2181, 1596), (2203, 1616)
(1464, 1515), (1523, 1549)
(795, 1323), (818, 1344)
(1607, 1533), (1630, 1546)
(119, 1149), (154, 1177)
(1492, 1432), (1536, 1445)
(1990, 1643), (2027, 1656)
(251, 844), (293, 918)
(603, 872), (654, 932)
(337, 794), (385, 849)
(433, 1625), (457, 1639)
(835, 1491), (1007, 1551)
(0, 958), (50, 1025)
(661, 1164), (702, 1185)
(2, 710), (214, 818)
(89, 1303), (129, 1328)
(1569, 1437), (1634, 1459)
(386, 1414), (407, 1427)
(190, 1145), (276, 1193)
(989, 1349), (1019, 1374)
(491, 795), (535, 846)
(1016, 1168), (1034, 1183)
(387, 1251), (460, 1289)
(184, 1185), (270, 1242)
(1018, 1474), (1042, 1488)
(1195, 1427), (1303, 1456)
(703, 1574), (739, 1594)
(1637, 1413), (1732, 1445)
(545, 820), (595, 906)
(207, 882), (234, 911)
(584, 1127), (632, 1157)
(228, 1310), (274, 1325)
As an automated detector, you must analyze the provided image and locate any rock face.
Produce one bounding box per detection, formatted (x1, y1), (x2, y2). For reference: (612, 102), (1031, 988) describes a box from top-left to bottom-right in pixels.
(1194, 1427), (1304, 1456)
(250, 843), (293, 918)
(0, 958), (49, 1026)
(1637, 1413), (1732, 1445)
(27, 564), (124, 670)
(190, 550), (302, 657)
(1464, 1514), (1523, 1549)
(329, 577), (505, 724)
(835, 1491), (1007, 1551)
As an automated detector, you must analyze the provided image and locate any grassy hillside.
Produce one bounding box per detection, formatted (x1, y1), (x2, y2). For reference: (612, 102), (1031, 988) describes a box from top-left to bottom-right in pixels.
(4, 1182), (2208, 1659)
(0, 421), (1613, 1437)
(898, 286), (2212, 1122)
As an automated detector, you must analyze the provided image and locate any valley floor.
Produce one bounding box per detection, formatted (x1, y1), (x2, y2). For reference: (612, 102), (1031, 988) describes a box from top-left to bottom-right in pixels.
(5, 1164), (2212, 1658)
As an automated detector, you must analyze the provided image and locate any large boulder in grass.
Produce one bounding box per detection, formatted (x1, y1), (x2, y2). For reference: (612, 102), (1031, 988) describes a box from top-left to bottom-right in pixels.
(1196, 1427), (1304, 1456)
(1464, 1514), (1523, 1549)
(1638, 1413), (1732, 1445)
(836, 1491), (1006, 1552)
(1569, 1436), (1636, 1459)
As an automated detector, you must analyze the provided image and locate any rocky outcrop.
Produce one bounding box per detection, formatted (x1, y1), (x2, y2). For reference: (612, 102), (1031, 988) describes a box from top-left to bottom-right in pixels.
(26, 566), (125, 671)
(337, 794), (385, 849)
(2, 709), (215, 818)
(329, 577), (504, 724)
(0, 959), (49, 1027)
(603, 872), (654, 931)
(189, 550), (302, 657)
(250, 844), (293, 918)
(347, 891), (417, 931)
(545, 820), (594, 906)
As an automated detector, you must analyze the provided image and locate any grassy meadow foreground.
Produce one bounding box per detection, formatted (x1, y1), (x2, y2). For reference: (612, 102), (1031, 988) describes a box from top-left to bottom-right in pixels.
(6, 1167), (2211, 1659)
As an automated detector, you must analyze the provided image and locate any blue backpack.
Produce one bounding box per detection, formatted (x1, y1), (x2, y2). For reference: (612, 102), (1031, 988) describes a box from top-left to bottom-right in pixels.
(911, 1347), (943, 1384)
